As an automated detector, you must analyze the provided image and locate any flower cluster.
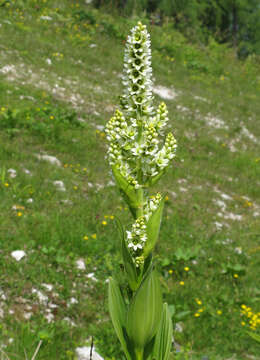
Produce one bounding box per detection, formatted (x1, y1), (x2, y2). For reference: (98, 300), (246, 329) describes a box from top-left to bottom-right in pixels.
(121, 22), (153, 118)
(126, 193), (162, 265)
(105, 22), (177, 189)
(241, 304), (260, 330)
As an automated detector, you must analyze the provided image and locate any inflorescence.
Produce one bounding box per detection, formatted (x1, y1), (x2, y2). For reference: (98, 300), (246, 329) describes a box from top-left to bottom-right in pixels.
(105, 22), (177, 266)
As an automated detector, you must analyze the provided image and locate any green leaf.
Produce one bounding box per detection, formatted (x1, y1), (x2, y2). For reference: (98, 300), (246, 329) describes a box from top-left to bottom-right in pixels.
(126, 270), (163, 350)
(144, 195), (165, 257)
(112, 165), (139, 218)
(149, 169), (166, 186)
(247, 331), (260, 343)
(143, 252), (153, 277)
(108, 278), (131, 360)
(175, 310), (191, 320)
(152, 303), (173, 360)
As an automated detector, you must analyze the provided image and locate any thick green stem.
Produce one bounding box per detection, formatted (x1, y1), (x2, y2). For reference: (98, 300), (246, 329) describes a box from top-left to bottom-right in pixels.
(136, 187), (144, 218)
(135, 348), (144, 360)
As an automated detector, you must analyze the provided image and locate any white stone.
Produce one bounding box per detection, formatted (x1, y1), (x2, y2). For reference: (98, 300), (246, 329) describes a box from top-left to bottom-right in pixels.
(215, 199), (226, 210)
(40, 16), (52, 21)
(53, 180), (66, 191)
(0, 65), (16, 74)
(32, 289), (48, 305)
(76, 346), (104, 360)
(107, 180), (115, 186)
(86, 273), (98, 282)
(11, 250), (26, 261)
(234, 247), (242, 254)
(41, 283), (53, 291)
(36, 154), (61, 167)
(220, 193), (232, 201)
(179, 187), (188, 192)
(153, 85), (177, 100)
(175, 322), (183, 332)
(214, 221), (223, 230)
(7, 168), (17, 178)
(68, 297), (78, 306)
(223, 212), (242, 221)
(63, 317), (76, 326)
(76, 259), (86, 270)
(0, 307), (4, 318)
(96, 125), (104, 131)
(23, 168), (32, 175)
(205, 113), (228, 130)
(45, 312), (54, 323)
(24, 312), (33, 320)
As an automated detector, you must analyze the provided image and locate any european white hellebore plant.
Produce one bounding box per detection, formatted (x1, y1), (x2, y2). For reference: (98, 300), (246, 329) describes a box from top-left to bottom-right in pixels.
(105, 22), (177, 360)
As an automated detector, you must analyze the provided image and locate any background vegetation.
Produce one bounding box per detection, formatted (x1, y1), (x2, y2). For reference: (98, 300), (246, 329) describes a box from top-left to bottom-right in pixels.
(0, 0), (259, 359)
(93, 0), (260, 57)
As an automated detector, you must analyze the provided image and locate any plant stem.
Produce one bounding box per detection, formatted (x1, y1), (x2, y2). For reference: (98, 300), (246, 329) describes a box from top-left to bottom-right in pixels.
(135, 348), (144, 360)
(137, 187), (144, 218)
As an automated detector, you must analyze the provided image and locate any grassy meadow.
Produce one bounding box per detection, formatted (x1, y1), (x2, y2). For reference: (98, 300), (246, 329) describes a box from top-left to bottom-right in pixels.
(0, 1), (260, 359)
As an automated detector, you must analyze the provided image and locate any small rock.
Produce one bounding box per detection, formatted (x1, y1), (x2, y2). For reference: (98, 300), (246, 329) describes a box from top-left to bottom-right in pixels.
(68, 297), (78, 306)
(11, 250), (26, 261)
(32, 289), (48, 305)
(45, 312), (54, 323)
(23, 168), (32, 175)
(53, 180), (66, 192)
(63, 317), (76, 326)
(153, 85), (177, 100)
(76, 259), (86, 270)
(96, 125), (104, 131)
(76, 346), (104, 360)
(7, 168), (17, 178)
(41, 283), (53, 291)
(36, 154), (61, 167)
(40, 16), (52, 21)
(24, 312), (33, 320)
(86, 273), (98, 282)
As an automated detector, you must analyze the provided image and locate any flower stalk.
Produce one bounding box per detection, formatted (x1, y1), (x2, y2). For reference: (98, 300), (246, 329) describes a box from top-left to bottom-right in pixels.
(106, 22), (177, 360)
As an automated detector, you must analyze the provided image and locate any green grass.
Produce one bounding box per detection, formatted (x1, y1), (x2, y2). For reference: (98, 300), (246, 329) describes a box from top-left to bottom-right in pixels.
(0, 1), (260, 359)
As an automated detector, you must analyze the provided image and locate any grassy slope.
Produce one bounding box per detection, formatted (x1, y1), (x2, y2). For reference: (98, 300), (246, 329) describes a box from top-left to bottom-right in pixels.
(0, 1), (260, 359)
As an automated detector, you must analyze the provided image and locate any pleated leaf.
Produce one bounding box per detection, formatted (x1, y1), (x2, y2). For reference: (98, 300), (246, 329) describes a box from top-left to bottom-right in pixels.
(144, 195), (165, 257)
(126, 270), (163, 349)
(149, 169), (165, 187)
(152, 303), (173, 360)
(108, 278), (131, 360)
(112, 165), (139, 218)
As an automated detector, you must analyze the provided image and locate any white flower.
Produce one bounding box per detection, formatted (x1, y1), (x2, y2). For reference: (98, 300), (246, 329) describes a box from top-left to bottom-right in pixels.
(128, 242), (143, 251)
